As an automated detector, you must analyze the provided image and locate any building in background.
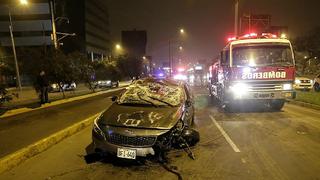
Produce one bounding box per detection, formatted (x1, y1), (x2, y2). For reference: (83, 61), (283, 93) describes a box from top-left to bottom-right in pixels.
(121, 30), (147, 58)
(56, 0), (111, 61)
(0, 0), (52, 47)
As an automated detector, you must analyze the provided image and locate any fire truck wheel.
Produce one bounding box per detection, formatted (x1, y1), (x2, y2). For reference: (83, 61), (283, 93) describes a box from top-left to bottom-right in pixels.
(270, 100), (285, 111)
(224, 103), (236, 113)
(314, 83), (320, 92)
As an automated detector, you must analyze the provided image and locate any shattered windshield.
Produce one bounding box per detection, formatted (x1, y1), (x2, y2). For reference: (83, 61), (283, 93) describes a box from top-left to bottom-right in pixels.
(232, 44), (294, 67)
(118, 79), (185, 106)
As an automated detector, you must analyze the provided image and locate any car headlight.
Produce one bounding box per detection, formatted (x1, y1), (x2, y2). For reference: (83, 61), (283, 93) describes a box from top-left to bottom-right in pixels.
(51, 84), (57, 88)
(295, 79), (301, 84)
(310, 80), (313, 84)
(283, 83), (292, 90)
(230, 83), (249, 96)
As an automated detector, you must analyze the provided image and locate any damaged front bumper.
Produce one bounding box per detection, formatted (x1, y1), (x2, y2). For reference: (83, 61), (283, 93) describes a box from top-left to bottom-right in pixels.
(92, 127), (170, 158)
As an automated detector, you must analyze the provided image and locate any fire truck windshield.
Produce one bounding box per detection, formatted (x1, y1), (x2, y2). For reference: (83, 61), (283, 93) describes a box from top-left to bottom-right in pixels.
(232, 45), (294, 67)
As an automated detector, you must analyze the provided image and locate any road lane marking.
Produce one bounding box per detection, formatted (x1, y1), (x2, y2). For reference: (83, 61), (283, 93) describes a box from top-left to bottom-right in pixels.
(209, 115), (241, 153)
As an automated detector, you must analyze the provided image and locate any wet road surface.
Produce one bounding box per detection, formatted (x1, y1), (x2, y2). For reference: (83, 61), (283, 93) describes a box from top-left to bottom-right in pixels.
(1, 87), (320, 180)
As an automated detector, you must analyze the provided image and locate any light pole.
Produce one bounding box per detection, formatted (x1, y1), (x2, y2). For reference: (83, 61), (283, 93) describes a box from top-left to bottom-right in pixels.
(7, 0), (29, 91)
(169, 28), (185, 77)
(234, 0), (239, 36)
(49, 0), (58, 49)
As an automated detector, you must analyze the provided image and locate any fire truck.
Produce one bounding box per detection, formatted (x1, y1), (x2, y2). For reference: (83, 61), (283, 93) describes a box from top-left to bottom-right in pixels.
(209, 33), (296, 111)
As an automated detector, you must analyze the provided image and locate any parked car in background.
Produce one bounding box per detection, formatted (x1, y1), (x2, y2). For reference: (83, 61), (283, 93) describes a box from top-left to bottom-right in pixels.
(49, 82), (77, 92)
(94, 80), (119, 89)
(293, 75), (313, 91)
(314, 74), (320, 92)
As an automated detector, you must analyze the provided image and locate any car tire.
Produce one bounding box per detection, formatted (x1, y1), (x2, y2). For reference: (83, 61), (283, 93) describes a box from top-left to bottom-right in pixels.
(270, 100), (285, 111)
(314, 83), (320, 92)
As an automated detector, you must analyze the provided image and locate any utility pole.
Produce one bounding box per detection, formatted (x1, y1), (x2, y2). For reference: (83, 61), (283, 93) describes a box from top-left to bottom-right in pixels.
(234, 0), (239, 36)
(50, 0), (58, 49)
(169, 40), (172, 77)
(8, 9), (22, 91)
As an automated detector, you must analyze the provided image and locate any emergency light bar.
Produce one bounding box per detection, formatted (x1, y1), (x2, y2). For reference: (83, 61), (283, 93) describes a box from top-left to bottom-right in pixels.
(227, 33), (285, 42)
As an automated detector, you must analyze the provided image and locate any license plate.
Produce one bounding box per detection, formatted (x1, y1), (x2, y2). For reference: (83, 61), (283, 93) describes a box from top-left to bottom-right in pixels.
(117, 148), (137, 159)
(254, 93), (274, 99)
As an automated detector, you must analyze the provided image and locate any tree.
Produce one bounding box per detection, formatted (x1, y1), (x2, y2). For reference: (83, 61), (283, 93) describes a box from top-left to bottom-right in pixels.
(68, 52), (96, 92)
(293, 27), (320, 75)
(93, 60), (122, 81)
(116, 56), (143, 79)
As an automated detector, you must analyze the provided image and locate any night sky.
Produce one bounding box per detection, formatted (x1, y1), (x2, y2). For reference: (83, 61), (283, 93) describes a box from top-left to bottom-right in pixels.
(107, 0), (320, 64)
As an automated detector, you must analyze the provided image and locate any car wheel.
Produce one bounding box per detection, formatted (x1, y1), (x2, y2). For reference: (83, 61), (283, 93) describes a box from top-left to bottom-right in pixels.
(314, 83), (320, 92)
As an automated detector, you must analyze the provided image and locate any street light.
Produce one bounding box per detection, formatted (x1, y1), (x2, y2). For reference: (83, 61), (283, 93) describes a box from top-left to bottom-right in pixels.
(7, 0), (29, 91)
(20, 0), (28, 5)
(180, 28), (185, 34)
(115, 44), (121, 50)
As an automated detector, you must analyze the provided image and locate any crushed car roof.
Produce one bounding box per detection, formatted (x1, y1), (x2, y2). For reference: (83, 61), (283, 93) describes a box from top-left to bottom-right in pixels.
(118, 78), (185, 106)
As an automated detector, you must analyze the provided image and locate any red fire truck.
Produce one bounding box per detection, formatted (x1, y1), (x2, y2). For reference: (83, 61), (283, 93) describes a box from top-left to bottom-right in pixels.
(209, 33), (296, 111)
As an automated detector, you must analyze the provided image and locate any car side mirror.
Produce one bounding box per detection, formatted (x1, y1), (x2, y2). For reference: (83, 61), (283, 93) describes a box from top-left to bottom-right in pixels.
(111, 96), (118, 102)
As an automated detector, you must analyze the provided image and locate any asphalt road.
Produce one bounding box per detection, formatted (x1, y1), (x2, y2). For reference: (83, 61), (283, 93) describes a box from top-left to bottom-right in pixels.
(0, 88), (123, 158)
(1, 87), (320, 180)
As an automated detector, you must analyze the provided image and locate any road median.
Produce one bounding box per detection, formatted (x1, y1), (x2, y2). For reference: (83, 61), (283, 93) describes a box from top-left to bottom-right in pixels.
(0, 86), (126, 119)
(286, 91), (320, 110)
(0, 113), (99, 174)
(287, 99), (320, 110)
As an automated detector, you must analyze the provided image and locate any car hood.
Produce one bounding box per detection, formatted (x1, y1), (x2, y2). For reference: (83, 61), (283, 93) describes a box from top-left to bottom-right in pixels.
(100, 103), (183, 130)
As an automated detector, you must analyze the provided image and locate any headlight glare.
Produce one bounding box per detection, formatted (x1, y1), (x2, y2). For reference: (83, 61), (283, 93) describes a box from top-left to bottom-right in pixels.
(283, 83), (292, 90)
(230, 83), (249, 97)
(295, 79), (301, 84)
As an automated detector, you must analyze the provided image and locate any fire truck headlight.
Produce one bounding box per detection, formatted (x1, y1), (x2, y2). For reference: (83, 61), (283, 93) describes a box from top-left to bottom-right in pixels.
(283, 84), (292, 90)
(295, 79), (301, 84)
(230, 83), (249, 96)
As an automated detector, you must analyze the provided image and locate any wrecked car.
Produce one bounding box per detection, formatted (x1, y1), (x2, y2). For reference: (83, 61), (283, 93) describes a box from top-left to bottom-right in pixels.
(92, 78), (199, 160)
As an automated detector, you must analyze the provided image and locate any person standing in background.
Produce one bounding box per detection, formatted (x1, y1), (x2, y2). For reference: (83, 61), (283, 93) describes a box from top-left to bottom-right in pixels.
(37, 71), (49, 104)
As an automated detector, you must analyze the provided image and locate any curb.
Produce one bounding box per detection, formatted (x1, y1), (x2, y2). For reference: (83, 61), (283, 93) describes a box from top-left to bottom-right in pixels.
(287, 100), (320, 110)
(0, 87), (125, 119)
(0, 113), (100, 174)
